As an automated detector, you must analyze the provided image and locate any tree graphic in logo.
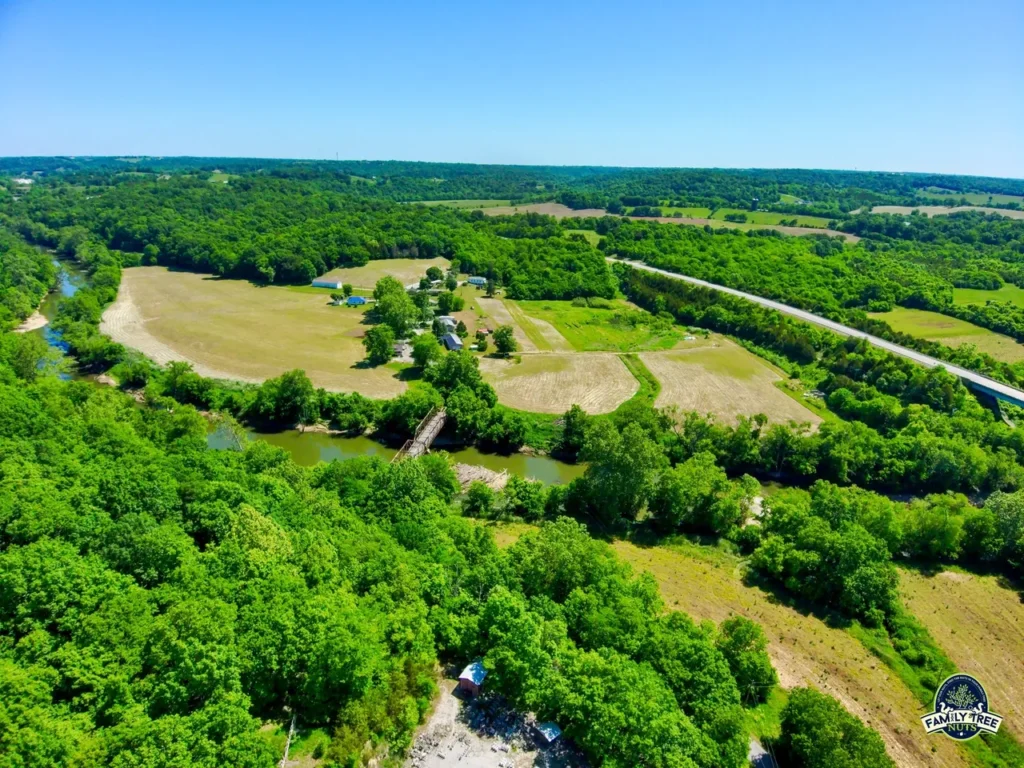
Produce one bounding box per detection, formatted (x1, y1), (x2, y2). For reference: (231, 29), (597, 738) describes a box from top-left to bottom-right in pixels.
(921, 674), (1003, 741)
(946, 684), (978, 710)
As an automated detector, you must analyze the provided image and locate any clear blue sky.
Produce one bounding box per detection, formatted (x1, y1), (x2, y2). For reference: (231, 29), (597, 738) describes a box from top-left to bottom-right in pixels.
(2, 0), (1022, 177)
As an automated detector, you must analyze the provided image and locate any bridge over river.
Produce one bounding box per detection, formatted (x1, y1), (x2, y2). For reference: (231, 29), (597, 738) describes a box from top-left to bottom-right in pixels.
(615, 258), (1024, 409)
(393, 407), (447, 462)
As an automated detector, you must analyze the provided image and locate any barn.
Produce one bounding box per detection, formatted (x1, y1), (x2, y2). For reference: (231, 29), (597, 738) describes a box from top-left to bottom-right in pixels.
(458, 661), (487, 697)
(467, 276), (487, 287)
(312, 278), (343, 289)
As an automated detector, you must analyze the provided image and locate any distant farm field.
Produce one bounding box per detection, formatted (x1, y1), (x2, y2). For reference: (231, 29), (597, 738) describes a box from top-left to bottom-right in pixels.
(710, 207), (833, 228)
(479, 202), (858, 241)
(479, 353), (639, 414)
(101, 267), (407, 396)
(414, 199), (511, 209)
(514, 299), (684, 352)
(481, 202), (606, 218)
(317, 257), (450, 289)
(918, 188), (1024, 207)
(899, 567), (1024, 741)
(869, 307), (1024, 363)
(953, 283), (1024, 308)
(870, 205), (1024, 220)
(640, 341), (822, 426)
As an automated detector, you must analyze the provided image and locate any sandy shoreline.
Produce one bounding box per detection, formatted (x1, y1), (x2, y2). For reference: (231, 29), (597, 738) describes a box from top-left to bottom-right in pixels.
(13, 310), (48, 334)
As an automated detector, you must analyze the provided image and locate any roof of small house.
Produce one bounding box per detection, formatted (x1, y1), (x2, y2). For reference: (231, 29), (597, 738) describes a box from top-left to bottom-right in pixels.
(459, 660), (487, 685)
(468, 276), (486, 284)
(535, 722), (562, 743)
(442, 333), (463, 350)
(346, 295), (367, 304)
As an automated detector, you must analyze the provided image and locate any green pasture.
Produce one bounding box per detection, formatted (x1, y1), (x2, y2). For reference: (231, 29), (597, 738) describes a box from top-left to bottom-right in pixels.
(870, 306), (1024, 363)
(513, 299), (683, 352)
(953, 283), (1024, 307)
(710, 208), (832, 228)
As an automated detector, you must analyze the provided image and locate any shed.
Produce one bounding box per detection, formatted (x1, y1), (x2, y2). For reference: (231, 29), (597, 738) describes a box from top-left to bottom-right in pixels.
(467, 276), (487, 287)
(534, 722), (562, 745)
(312, 278), (343, 289)
(346, 295), (368, 306)
(458, 661), (487, 696)
(442, 333), (463, 352)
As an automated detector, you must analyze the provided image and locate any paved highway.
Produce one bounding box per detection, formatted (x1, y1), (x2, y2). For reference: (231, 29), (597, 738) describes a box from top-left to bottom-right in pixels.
(613, 258), (1024, 408)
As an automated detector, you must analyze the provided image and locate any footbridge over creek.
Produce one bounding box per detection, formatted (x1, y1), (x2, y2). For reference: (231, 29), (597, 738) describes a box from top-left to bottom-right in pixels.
(392, 407), (447, 462)
(615, 258), (1024, 410)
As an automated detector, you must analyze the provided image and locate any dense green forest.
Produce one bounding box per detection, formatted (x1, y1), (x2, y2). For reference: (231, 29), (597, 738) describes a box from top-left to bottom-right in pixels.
(5, 162), (1024, 766)
(4, 156), (1023, 211)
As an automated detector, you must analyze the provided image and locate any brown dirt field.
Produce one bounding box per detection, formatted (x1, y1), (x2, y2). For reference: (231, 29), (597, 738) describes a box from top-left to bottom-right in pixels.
(101, 267), (407, 396)
(318, 256), (450, 289)
(642, 215), (860, 242)
(870, 205), (1024, 220)
(481, 202), (607, 218)
(480, 203), (859, 241)
(900, 568), (1024, 740)
(640, 340), (821, 427)
(476, 298), (538, 352)
(479, 353), (638, 414)
(610, 539), (967, 768)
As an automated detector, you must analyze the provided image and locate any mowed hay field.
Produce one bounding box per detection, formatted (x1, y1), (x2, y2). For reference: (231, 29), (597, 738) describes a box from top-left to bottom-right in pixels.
(101, 267), (406, 396)
(870, 205), (1024, 220)
(479, 353), (638, 414)
(640, 340), (822, 426)
(610, 539), (967, 768)
(317, 256), (450, 289)
(900, 568), (1024, 741)
(869, 307), (1024, 363)
(485, 522), (965, 768)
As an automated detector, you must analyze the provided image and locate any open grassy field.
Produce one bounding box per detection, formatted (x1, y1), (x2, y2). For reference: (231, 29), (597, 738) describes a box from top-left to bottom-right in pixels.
(709, 208), (833, 228)
(899, 567), (1024, 742)
(870, 205), (1024, 220)
(919, 188), (1024, 207)
(640, 340), (822, 426)
(101, 267), (407, 396)
(564, 228), (602, 246)
(869, 307), (1024, 363)
(413, 199), (512, 209)
(660, 205), (714, 218)
(479, 353), (639, 414)
(953, 283), (1024, 308)
(317, 257), (450, 289)
(482, 521), (965, 768)
(207, 170), (237, 184)
(610, 538), (967, 768)
(479, 203), (859, 241)
(514, 299), (684, 352)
